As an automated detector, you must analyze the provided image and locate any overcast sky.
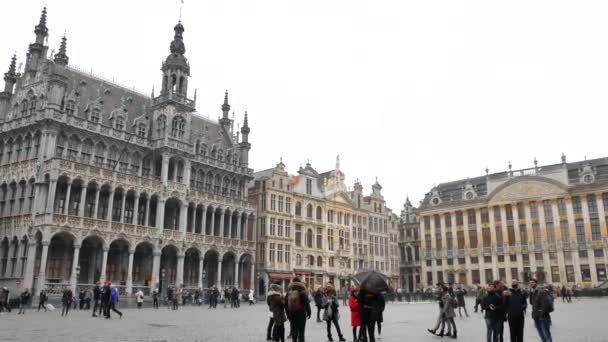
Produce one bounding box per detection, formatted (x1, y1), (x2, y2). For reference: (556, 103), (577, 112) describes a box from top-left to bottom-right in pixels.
(2, 1), (608, 211)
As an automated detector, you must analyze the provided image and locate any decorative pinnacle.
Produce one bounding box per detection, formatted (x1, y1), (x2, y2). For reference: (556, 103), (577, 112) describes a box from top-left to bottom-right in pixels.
(561, 152), (566, 163)
(222, 90), (230, 115)
(508, 161), (512, 171)
(485, 166), (489, 175)
(8, 53), (17, 75)
(534, 157), (538, 168)
(35, 6), (48, 36)
(54, 34), (69, 66)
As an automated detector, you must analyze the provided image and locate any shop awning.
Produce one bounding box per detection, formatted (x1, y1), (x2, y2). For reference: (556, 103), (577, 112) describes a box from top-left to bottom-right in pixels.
(294, 269), (313, 276)
(267, 272), (293, 280)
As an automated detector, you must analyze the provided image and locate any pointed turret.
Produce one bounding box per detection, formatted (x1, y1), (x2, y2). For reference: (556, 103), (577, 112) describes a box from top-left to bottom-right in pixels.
(53, 34), (69, 66)
(156, 20), (193, 110)
(219, 90), (232, 127)
(335, 154), (340, 170)
(34, 6), (49, 45)
(239, 111), (251, 166)
(3, 54), (17, 94)
(27, 6), (50, 73)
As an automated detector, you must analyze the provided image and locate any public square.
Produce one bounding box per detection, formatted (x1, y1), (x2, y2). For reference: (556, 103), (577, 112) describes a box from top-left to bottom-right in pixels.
(1, 298), (606, 342)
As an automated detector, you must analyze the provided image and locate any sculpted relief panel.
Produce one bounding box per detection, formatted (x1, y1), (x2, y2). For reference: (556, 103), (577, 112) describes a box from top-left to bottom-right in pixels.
(489, 178), (567, 204)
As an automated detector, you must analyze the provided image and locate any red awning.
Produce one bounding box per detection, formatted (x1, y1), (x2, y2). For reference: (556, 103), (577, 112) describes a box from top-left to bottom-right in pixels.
(294, 270), (313, 276)
(267, 272), (293, 280)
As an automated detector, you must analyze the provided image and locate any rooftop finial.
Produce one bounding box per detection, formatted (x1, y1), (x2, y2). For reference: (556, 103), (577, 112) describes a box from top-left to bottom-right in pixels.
(561, 152), (566, 164)
(221, 90), (230, 119)
(7, 53), (17, 75)
(54, 33), (69, 66)
(336, 154), (340, 170)
(534, 157), (538, 168)
(485, 166), (489, 175)
(508, 160), (512, 171)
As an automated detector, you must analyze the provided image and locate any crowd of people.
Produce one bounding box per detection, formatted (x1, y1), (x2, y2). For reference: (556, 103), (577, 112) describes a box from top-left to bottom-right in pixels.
(266, 277), (387, 342)
(426, 278), (556, 342)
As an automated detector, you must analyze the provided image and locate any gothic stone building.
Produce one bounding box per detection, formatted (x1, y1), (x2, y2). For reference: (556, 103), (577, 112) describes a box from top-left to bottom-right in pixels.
(0, 8), (256, 296)
(418, 156), (608, 288)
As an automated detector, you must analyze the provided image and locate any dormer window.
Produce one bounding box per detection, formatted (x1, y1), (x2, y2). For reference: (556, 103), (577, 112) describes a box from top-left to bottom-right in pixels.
(115, 116), (125, 130)
(137, 123), (146, 138)
(90, 108), (100, 123)
(66, 100), (75, 115)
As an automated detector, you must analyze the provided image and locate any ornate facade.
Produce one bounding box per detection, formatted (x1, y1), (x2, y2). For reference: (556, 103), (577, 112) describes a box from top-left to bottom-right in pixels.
(250, 157), (400, 293)
(398, 198), (421, 292)
(418, 155), (608, 288)
(0, 8), (256, 296)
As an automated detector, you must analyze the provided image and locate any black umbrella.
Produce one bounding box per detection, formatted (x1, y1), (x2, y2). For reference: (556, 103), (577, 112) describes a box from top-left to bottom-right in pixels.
(352, 270), (390, 294)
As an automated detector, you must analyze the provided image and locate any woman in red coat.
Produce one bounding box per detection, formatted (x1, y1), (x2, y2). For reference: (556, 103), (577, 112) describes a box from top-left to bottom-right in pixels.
(348, 288), (361, 342)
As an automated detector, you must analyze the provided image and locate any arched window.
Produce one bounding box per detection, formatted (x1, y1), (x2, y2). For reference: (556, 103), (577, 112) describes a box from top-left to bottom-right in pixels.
(296, 254), (302, 266)
(137, 123), (146, 137)
(115, 116), (125, 130)
(306, 229), (313, 248)
(316, 206), (322, 220)
(306, 204), (313, 218)
(20, 100), (28, 117)
(317, 256), (323, 267)
(307, 255), (314, 266)
(28, 97), (37, 116)
(65, 100), (75, 115)
(295, 202), (302, 216)
(171, 116), (185, 138)
(157, 115), (166, 136)
(90, 108), (100, 123)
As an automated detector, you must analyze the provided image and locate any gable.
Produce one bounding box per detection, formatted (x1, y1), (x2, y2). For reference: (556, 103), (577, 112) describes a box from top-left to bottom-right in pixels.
(488, 177), (568, 204)
(327, 191), (354, 206)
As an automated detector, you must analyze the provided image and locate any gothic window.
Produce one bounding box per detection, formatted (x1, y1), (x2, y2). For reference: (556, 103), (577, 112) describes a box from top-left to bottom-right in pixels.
(28, 97), (36, 116)
(171, 116), (185, 138)
(157, 115), (166, 136)
(90, 108), (100, 123)
(65, 100), (75, 115)
(55, 134), (67, 157)
(20, 100), (28, 117)
(115, 116), (125, 130)
(137, 123), (146, 138)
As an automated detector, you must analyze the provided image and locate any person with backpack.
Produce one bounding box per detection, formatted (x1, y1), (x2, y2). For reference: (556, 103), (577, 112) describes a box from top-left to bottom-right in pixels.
(529, 279), (552, 342)
(286, 277), (312, 342)
(322, 285), (346, 342)
(482, 281), (503, 342)
(348, 288), (361, 342)
(267, 284), (287, 342)
(504, 279), (527, 342)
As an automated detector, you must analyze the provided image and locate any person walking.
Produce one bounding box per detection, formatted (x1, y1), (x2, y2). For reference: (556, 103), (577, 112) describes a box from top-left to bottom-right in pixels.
(79, 289), (86, 310)
(173, 286), (180, 310)
(482, 282), (503, 342)
(18, 288), (31, 315)
(358, 289), (384, 342)
(232, 287), (240, 308)
(267, 284), (287, 342)
(286, 277), (312, 342)
(376, 293), (386, 337)
(455, 286), (469, 317)
(61, 287), (73, 317)
(341, 285), (349, 307)
(152, 289), (159, 309)
(439, 286), (457, 338)
(427, 284), (447, 336)
(504, 279), (527, 342)
(475, 285), (486, 313)
(1, 287), (11, 313)
(38, 289), (48, 312)
(348, 288), (361, 342)
(136, 289), (145, 309)
(92, 282), (102, 317)
(323, 285), (346, 342)
(314, 287), (324, 322)
(106, 284), (123, 319)
(102, 282), (111, 318)
(529, 279), (552, 342)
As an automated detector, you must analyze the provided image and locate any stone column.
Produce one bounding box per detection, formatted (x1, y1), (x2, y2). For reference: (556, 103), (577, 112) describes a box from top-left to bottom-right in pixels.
(152, 249), (161, 289)
(234, 261), (239, 287)
(126, 249), (135, 294)
(23, 241), (37, 291)
(92, 188), (101, 219)
(106, 190), (115, 221)
(157, 199), (166, 230)
(219, 209), (225, 237)
(201, 207), (207, 235)
(45, 179), (57, 213)
(133, 193), (140, 225)
(198, 256), (204, 289)
(70, 243), (81, 290)
(179, 202), (188, 233)
(244, 215), (250, 241)
(36, 242), (49, 291)
(99, 247), (109, 282)
(64, 181), (72, 214)
(250, 262), (255, 290)
(236, 214), (242, 240)
(217, 260), (223, 288)
(161, 153), (169, 184)
(144, 197), (150, 226)
(227, 213), (233, 238)
(177, 252), (185, 288)
(188, 205), (195, 233)
(120, 192), (127, 223)
(183, 160), (191, 185)
(210, 208), (216, 236)
(79, 186), (87, 217)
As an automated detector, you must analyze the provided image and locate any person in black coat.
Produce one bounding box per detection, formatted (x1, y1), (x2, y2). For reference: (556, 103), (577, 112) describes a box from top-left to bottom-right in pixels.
(358, 289), (383, 342)
(92, 282), (102, 317)
(504, 279), (527, 342)
(482, 281), (504, 342)
(18, 288), (31, 315)
(38, 289), (48, 312)
(101, 282), (112, 318)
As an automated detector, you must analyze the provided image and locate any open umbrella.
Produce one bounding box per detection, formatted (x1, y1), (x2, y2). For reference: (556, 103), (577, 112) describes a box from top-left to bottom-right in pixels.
(352, 269), (390, 294)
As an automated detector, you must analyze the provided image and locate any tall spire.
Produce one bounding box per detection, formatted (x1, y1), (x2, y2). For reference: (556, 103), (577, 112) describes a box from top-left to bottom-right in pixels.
(54, 34), (69, 66)
(2, 54), (18, 94)
(34, 6), (49, 45)
(336, 154), (340, 170)
(170, 20), (186, 56)
(222, 90), (230, 119)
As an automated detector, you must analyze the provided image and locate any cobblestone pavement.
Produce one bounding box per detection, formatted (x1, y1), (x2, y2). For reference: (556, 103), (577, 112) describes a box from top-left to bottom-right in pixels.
(1, 298), (607, 342)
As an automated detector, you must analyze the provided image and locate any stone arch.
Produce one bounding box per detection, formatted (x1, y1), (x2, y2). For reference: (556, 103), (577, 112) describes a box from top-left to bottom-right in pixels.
(78, 234), (105, 284)
(487, 176), (569, 204)
(47, 232), (76, 283)
(107, 238), (130, 284)
(184, 247), (201, 288)
(221, 251), (237, 287)
(160, 244), (178, 288)
(133, 241), (154, 287)
(203, 249), (220, 288)
(239, 253), (255, 289)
